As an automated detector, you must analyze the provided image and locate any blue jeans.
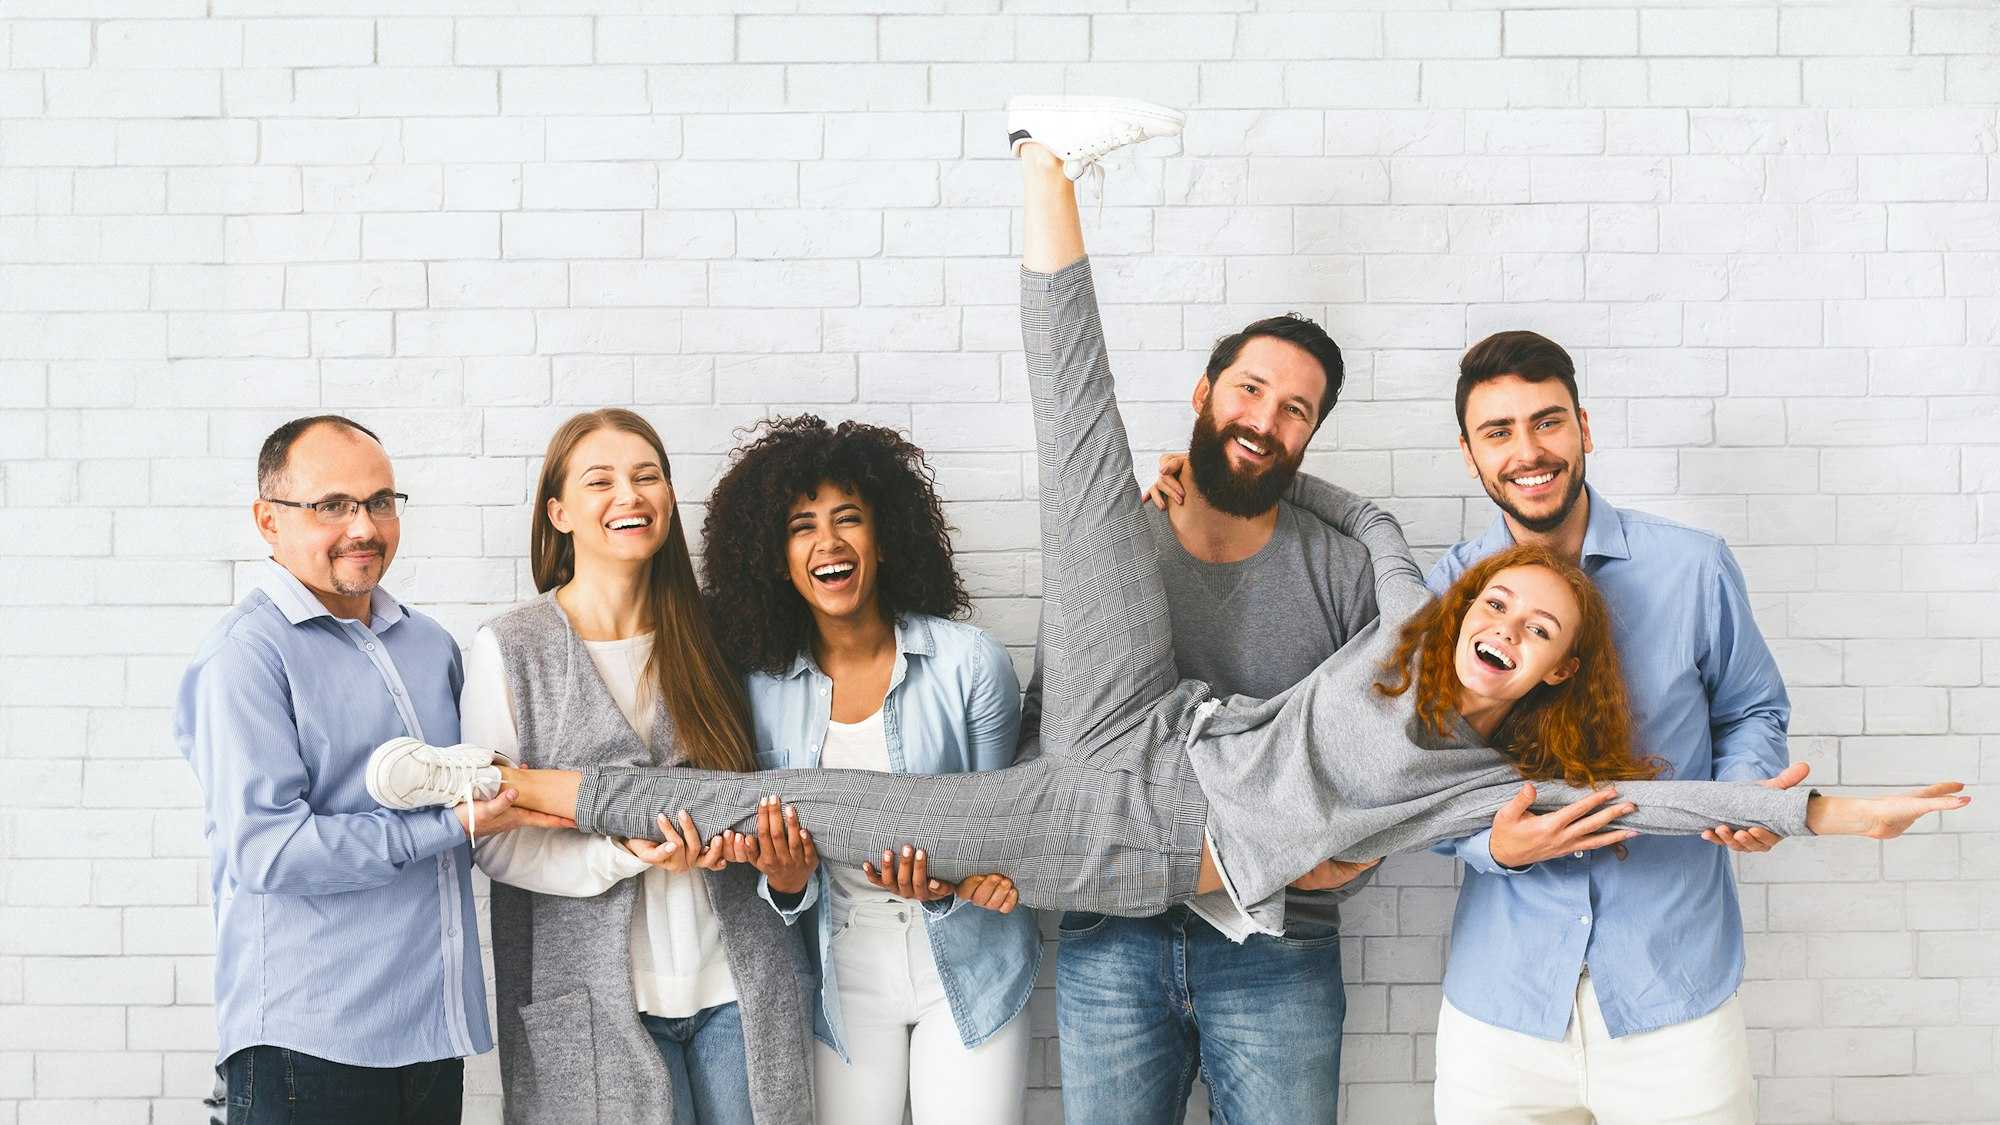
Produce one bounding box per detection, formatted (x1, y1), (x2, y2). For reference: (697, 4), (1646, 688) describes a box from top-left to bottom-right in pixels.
(641, 1002), (756, 1125)
(214, 1046), (462, 1125)
(1056, 906), (1345, 1125)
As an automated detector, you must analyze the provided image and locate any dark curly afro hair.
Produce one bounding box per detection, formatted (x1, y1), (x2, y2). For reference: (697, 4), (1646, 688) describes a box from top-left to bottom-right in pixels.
(701, 414), (971, 676)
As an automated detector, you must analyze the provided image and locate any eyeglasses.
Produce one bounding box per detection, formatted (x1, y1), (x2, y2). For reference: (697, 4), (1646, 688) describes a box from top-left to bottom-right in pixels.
(262, 492), (408, 524)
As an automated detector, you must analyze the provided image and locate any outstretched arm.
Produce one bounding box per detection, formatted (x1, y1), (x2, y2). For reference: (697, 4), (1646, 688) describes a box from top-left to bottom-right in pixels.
(1323, 771), (1970, 872)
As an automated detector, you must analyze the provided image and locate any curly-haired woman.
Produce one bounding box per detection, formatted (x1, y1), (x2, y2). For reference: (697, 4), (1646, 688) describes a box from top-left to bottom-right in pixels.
(374, 120), (1969, 943)
(698, 414), (1040, 1125)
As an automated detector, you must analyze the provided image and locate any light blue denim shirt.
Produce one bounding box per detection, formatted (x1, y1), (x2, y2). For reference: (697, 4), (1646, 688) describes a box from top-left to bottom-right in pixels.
(745, 613), (1042, 1062)
(174, 560), (491, 1066)
(1428, 486), (1790, 1040)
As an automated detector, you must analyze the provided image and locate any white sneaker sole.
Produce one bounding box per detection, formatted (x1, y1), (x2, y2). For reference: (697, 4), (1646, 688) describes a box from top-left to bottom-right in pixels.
(1004, 96), (1186, 130)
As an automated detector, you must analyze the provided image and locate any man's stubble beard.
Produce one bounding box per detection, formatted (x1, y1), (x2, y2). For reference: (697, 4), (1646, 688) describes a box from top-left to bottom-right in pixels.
(1480, 456), (1587, 535)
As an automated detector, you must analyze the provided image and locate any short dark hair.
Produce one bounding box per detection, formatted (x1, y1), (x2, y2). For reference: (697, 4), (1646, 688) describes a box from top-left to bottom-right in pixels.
(257, 414), (381, 497)
(1204, 313), (1345, 427)
(1455, 331), (1580, 437)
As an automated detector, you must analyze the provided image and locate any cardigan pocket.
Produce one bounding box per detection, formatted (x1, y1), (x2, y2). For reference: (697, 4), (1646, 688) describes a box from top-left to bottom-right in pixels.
(514, 988), (599, 1125)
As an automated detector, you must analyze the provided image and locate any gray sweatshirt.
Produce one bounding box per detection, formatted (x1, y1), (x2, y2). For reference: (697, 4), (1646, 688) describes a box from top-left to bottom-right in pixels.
(1188, 474), (1814, 935)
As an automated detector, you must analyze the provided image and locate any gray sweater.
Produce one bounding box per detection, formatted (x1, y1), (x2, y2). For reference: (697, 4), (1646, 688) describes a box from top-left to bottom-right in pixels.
(1189, 475), (1814, 935)
(486, 595), (816, 1125)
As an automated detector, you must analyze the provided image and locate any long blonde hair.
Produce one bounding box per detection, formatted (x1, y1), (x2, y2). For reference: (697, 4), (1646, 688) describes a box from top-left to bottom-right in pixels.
(530, 409), (755, 773)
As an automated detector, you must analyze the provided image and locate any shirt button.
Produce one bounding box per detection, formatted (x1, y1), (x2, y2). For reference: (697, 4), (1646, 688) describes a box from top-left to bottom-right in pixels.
(1578, 914), (1591, 925)
(365, 642), (376, 651)
(391, 686), (402, 696)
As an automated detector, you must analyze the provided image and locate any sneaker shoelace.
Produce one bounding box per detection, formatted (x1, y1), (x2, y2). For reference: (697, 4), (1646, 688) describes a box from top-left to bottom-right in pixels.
(1064, 124), (1148, 222)
(463, 774), (479, 844)
(408, 745), (493, 842)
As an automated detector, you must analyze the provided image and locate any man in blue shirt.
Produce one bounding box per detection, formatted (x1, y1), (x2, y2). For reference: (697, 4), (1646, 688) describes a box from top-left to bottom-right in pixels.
(176, 415), (561, 1124)
(1427, 332), (1805, 1123)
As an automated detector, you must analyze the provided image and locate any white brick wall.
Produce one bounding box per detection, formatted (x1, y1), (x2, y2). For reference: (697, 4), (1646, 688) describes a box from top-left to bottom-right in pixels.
(0, 3), (1994, 1123)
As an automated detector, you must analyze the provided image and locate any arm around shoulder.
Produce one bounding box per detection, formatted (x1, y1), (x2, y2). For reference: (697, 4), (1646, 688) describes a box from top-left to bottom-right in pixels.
(1283, 471), (1428, 619)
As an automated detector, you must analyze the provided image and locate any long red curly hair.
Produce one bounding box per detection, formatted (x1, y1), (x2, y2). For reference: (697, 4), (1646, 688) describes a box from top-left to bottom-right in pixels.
(1375, 542), (1660, 787)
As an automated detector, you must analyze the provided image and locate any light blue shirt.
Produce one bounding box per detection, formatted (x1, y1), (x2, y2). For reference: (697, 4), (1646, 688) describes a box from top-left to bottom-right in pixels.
(745, 614), (1042, 1062)
(1428, 486), (1790, 1040)
(174, 560), (492, 1066)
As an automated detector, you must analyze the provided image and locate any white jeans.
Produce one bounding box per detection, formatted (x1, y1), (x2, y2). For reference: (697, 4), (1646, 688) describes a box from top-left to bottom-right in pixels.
(814, 899), (1031, 1125)
(1433, 969), (1755, 1125)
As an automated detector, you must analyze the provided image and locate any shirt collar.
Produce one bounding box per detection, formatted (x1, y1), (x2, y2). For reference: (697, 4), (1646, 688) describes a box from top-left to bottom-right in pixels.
(1577, 485), (1631, 564)
(257, 557), (407, 630)
(781, 614), (930, 679)
(1471, 484), (1629, 565)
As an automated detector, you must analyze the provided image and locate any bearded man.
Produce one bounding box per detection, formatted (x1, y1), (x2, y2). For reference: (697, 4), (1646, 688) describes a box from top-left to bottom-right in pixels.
(1001, 99), (1385, 1118)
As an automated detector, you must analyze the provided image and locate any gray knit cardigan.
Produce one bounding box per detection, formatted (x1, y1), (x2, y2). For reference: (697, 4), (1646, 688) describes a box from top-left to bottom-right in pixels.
(486, 594), (816, 1125)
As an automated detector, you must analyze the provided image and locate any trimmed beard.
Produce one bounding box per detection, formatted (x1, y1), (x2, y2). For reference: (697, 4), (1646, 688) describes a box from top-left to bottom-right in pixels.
(329, 540), (387, 597)
(1480, 457), (1587, 534)
(1186, 406), (1305, 519)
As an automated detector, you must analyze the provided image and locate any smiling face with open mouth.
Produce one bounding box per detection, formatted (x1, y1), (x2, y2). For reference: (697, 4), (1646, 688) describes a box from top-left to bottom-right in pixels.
(547, 427), (674, 569)
(1460, 373), (1592, 536)
(786, 479), (882, 627)
(1453, 563), (1583, 715)
(1186, 336), (1325, 518)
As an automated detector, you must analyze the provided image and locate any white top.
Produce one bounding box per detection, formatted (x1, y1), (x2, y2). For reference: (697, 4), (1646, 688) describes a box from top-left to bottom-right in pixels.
(464, 627), (737, 1018)
(816, 708), (902, 922)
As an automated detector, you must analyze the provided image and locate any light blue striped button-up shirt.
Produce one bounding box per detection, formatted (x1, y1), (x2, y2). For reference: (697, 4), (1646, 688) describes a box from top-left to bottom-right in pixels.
(1428, 486), (1791, 1040)
(175, 559), (493, 1066)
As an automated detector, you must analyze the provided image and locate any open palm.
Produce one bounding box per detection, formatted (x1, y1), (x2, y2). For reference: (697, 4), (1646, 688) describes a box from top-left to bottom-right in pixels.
(1860, 782), (1969, 839)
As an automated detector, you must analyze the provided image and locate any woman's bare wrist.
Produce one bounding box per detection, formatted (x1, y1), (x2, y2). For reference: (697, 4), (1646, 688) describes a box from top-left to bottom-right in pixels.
(1804, 793), (1847, 836)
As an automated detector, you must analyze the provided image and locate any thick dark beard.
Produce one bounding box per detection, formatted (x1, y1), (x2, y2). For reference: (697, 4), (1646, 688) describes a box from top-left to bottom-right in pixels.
(1186, 408), (1303, 519)
(1481, 458), (1587, 534)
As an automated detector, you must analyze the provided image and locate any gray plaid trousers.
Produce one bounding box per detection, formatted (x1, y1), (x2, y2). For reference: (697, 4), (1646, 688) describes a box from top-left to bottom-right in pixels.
(578, 260), (1211, 916)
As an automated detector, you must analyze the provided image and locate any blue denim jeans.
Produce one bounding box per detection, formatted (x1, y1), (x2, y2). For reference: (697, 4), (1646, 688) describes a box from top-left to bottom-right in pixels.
(214, 1046), (462, 1125)
(1056, 906), (1345, 1125)
(641, 1002), (756, 1125)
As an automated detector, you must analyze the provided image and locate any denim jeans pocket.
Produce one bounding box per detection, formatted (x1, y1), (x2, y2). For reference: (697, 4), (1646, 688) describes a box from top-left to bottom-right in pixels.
(222, 1049), (255, 1114)
(1269, 929), (1342, 951)
(1056, 910), (1109, 939)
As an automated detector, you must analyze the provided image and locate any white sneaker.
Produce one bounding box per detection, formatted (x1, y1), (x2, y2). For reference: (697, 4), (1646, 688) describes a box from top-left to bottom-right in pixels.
(366, 737), (516, 839)
(1005, 96), (1185, 180)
